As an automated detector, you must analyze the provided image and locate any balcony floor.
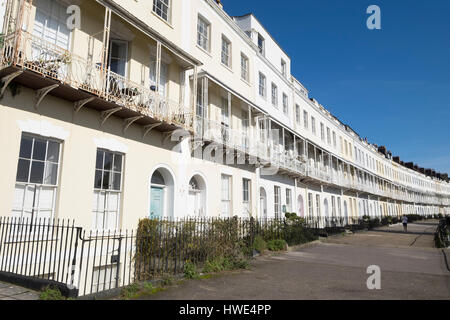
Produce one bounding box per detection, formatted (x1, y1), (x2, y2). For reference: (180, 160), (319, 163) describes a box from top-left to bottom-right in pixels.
(0, 66), (189, 134)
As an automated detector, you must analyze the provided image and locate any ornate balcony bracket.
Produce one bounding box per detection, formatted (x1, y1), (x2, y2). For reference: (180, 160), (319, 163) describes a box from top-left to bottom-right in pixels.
(123, 116), (144, 133)
(100, 107), (122, 126)
(34, 84), (59, 110)
(74, 97), (95, 114)
(0, 70), (23, 98)
(191, 139), (205, 150)
(142, 123), (162, 139)
(162, 130), (178, 145)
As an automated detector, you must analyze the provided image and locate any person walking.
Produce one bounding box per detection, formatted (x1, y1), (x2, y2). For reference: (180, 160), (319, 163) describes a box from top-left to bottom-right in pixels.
(402, 215), (408, 232)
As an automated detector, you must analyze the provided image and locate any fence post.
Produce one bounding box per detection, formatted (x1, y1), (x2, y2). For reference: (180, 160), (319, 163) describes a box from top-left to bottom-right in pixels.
(70, 227), (82, 289)
(249, 217), (255, 256)
(115, 236), (122, 289)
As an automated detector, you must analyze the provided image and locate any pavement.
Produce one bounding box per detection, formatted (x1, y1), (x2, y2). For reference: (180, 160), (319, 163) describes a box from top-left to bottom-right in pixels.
(138, 220), (450, 300)
(0, 281), (40, 300)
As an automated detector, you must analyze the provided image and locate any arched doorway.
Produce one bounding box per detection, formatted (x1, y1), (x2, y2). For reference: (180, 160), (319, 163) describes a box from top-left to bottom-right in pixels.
(150, 167), (175, 219)
(297, 195), (304, 218)
(344, 201), (348, 225)
(188, 175), (206, 217)
(324, 199), (329, 217)
(260, 187), (267, 220)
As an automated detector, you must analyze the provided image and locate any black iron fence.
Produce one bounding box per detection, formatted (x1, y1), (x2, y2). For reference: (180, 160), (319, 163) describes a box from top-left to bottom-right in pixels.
(0, 214), (437, 297)
(435, 218), (450, 248)
(0, 217), (81, 287)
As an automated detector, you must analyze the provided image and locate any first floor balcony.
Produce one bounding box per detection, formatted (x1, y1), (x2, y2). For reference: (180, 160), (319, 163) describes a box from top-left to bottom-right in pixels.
(1, 0), (199, 135)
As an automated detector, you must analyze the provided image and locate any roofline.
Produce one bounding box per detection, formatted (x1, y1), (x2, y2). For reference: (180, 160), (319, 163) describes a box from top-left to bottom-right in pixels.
(232, 13), (291, 59)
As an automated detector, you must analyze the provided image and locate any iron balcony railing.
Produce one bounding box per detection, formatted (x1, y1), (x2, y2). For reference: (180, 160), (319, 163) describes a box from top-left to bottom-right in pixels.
(0, 30), (193, 130)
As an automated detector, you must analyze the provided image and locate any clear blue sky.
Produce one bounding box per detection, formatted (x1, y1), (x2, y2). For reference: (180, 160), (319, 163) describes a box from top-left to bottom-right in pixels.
(223, 0), (450, 174)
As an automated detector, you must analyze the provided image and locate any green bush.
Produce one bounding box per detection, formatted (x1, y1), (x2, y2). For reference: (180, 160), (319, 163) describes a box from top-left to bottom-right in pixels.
(121, 283), (141, 300)
(39, 286), (65, 300)
(202, 257), (226, 273)
(184, 261), (198, 279)
(267, 239), (287, 252)
(202, 256), (249, 274)
(252, 235), (267, 253)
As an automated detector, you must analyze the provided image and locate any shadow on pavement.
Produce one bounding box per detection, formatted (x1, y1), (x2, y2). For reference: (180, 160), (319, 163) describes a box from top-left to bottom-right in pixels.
(370, 229), (434, 236)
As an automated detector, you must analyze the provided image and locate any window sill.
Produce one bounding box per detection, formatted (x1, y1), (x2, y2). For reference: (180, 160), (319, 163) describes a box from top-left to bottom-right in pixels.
(196, 44), (212, 57)
(151, 11), (174, 29)
(220, 62), (233, 73)
(240, 78), (251, 86)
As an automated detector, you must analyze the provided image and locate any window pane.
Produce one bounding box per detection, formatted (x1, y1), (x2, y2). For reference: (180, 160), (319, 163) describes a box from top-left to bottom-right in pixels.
(30, 161), (45, 184)
(96, 150), (104, 169)
(102, 171), (110, 189)
(16, 159), (30, 182)
(19, 136), (33, 159)
(94, 170), (102, 189)
(104, 152), (113, 170)
(46, 141), (60, 162)
(44, 162), (58, 185)
(113, 154), (122, 172)
(112, 173), (121, 191)
(32, 139), (47, 161)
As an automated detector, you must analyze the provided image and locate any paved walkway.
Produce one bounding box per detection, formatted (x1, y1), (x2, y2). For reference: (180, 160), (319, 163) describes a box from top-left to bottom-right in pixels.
(0, 281), (40, 300)
(139, 220), (450, 300)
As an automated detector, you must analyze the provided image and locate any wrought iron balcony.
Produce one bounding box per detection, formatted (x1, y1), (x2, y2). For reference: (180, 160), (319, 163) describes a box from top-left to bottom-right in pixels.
(0, 30), (193, 131)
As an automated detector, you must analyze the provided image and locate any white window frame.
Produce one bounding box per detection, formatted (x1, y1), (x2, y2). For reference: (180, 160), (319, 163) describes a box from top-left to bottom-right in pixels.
(295, 105), (301, 125)
(13, 134), (62, 221)
(242, 178), (251, 216)
(152, 0), (171, 23)
(303, 111), (309, 129)
(259, 72), (266, 98)
(286, 189), (292, 212)
(221, 35), (232, 68)
(274, 186), (281, 219)
(92, 149), (124, 231)
(271, 83), (278, 107)
(281, 59), (287, 77)
(221, 174), (232, 217)
(241, 53), (249, 82)
(257, 33), (265, 55)
(282, 93), (289, 116)
(197, 15), (210, 52)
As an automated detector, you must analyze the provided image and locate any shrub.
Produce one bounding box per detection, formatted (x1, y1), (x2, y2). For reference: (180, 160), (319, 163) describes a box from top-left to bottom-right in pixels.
(184, 261), (198, 279)
(202, 257), (226, 274)
(121, 283), (141, 300)
(368, 218), (380, 229)
(253, 235), (267, 253)
(202, 256), (249, 274)
(39, 286), (65, 300)
(267, 239), (287, 252)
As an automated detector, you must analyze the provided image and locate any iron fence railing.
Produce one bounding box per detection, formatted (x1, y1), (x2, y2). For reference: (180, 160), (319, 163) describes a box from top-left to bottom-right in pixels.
(0, 215), (379, 297)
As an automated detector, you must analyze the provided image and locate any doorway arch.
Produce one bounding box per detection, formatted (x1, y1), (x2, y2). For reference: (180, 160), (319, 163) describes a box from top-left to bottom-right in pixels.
(324, 199), (329, 217)
(297, 195), (304, 218)
(260, 187), (267, 220)
(188, 174), (206, 217)
(150, 166), (175, 219)
(344, 201), (348, 225)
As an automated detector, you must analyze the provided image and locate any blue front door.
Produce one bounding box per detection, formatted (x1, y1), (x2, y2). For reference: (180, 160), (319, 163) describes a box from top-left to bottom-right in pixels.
(150, 187), (164, 219)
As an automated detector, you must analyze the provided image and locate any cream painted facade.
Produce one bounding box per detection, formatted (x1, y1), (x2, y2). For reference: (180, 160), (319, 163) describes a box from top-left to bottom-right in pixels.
(0, 0), (448, 231)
